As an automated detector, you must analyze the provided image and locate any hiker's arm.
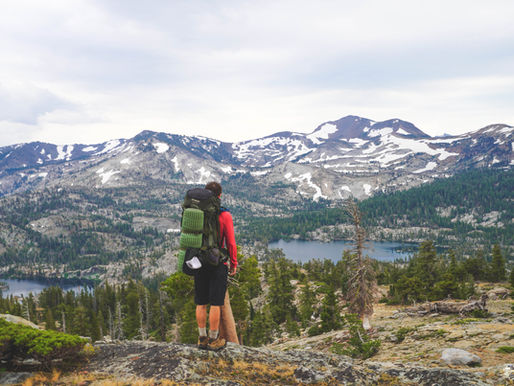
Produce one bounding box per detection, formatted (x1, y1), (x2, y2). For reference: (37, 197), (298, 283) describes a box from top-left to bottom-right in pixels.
(221, 211), (237, 274)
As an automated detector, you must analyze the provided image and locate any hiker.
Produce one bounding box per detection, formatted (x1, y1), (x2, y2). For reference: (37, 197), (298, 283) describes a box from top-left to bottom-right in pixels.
(195, 181), (237, 351)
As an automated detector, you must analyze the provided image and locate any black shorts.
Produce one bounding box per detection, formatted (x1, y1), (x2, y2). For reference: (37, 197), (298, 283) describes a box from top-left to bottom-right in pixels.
(194, 263), (228, 306)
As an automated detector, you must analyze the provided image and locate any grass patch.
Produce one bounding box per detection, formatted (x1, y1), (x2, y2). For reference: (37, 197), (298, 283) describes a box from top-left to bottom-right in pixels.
(496, 346), (514, 354)
(198, 358), (296, 384)
(452, 318), (481, 325)
(414, 329), (447, 340)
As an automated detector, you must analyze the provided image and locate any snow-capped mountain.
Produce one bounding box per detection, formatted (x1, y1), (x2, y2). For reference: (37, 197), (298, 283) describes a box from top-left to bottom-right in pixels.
(0, 115), (511, 200)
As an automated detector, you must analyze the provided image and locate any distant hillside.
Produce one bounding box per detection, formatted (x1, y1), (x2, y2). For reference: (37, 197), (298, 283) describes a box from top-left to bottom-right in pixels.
(241, 168), (513, 252)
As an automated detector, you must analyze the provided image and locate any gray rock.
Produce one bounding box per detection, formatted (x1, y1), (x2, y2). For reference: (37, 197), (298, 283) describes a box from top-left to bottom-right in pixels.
(0, 314), (41, 329)
(441, 348), (482, 367)
(502, 364), (514, 381)
(87, 340), (493, 385)
(0, 372), (34, 385)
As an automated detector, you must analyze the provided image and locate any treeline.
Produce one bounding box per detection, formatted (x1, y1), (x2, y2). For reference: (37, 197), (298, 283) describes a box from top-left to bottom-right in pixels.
(239, 168), (513, 248)
(0, 280), (173, 342)
(360, 168), (513, 243)
(383, 242), (510, 304)
(2, 241), (511, 347)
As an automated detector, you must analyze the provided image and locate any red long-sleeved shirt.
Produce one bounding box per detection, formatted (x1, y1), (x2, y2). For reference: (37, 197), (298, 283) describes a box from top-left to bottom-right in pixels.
(219, 210), (237, 270)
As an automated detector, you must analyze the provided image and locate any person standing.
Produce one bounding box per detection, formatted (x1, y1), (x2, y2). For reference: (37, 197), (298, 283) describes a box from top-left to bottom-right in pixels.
(195, 181), (237, 351)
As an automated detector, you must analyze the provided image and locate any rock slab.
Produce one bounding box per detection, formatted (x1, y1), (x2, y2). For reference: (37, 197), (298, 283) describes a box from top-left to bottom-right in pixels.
(87, 341), (494, 385)
(441, 348), (482, 367)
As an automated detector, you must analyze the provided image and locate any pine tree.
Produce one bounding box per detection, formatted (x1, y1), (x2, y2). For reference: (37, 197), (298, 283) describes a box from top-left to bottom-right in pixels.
(299, 280), (316, 327)
(344, 199), (376, 329)
(320, 285), (341, 333)
(178, 299), (197, 344)
(490, 244), (506, 282)
(44, 308), (56, 330)
(266, 257), (297, 324)
(238, 255), (262, 299)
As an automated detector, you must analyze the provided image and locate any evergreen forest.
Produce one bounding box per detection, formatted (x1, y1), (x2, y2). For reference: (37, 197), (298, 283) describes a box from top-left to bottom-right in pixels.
(1, 241), (511, 347)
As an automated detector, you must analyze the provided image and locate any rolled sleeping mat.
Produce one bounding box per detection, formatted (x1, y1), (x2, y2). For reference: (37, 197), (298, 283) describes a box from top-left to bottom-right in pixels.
(182, 208), (204, 233)
(177, 248), (186, 270)
(180, 232), (203, 249)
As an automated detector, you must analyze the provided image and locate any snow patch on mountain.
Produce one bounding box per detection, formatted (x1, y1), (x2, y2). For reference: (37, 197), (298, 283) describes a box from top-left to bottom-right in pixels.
(368, 127), (393, 138)
(250, 170), (269, 176)
(120, 158), (131, 165)
(186, 167), (212, 184)
(289, 172), (326, 201)
(154, 143), (169, 154)
(56, 145), (74, 161)
(348, 138), (367, 147)
(363, 184), (372, 195)
(83, 146), (97, 152)
(413, 161), (437, 174)
(396, 128), (410, 136)
(381, 134), (459, 161)
(171, 156), (180, 173)
(96, 168), (120, 184)
(307, 123), (338, 144)
(95, 140), (121, 155)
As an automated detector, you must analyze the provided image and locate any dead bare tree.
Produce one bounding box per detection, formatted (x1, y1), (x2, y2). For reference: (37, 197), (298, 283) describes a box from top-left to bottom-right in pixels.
(344, 198), (376, 329)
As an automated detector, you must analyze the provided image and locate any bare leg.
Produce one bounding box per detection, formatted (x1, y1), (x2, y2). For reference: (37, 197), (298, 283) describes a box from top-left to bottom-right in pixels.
(196, 305), (207, 328)
(209, 305), (221, 332)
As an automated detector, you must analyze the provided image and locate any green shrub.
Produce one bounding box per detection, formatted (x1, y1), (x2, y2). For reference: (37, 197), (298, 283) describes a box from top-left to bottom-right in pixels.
(307, 325), (322, 337)
(0, 319), (88, 369)
(496, 346), (514, 354)
(394, 327), (415, 343)
(331, 314), (380, 359)
(471, 309), (492, 318)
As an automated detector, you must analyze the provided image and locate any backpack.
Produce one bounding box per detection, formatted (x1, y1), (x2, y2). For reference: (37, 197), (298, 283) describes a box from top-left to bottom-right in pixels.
(177, 188), (228, 275)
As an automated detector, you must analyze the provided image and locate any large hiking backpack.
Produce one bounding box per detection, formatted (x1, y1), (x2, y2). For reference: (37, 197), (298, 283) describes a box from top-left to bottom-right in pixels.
(178, 188), (228, 275)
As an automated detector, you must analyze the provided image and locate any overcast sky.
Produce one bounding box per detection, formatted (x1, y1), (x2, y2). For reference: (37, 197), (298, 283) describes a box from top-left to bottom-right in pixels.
(1, 0), (513, 146)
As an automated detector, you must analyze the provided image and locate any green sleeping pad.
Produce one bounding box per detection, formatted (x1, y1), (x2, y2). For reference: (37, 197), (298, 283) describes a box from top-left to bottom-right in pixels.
(180, 232), (202, 249)
(177, 249), (186, 270)
(182, 208), (204, 233)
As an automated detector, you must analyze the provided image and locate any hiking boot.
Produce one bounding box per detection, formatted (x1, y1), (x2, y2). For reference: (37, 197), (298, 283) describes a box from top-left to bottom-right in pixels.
(207, 336), (226, 351)
(198, 335), (209, 350)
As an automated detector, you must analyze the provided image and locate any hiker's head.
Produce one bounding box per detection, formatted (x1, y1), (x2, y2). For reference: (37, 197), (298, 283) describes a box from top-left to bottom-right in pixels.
(205, 181), (222, 197)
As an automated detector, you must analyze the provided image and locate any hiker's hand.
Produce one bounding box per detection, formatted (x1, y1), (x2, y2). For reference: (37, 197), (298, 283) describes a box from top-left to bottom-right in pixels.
(229, 266), (237, 276)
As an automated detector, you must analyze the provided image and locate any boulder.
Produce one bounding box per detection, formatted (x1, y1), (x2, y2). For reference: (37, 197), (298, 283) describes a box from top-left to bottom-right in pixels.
(486, 287), (510, 300)
(441, 348), (481, 367)
(0, 314), (41, 329)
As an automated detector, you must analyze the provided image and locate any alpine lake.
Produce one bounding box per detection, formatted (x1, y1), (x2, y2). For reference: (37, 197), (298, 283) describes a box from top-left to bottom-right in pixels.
(267, 239), (417, 263)
(0, 241), (416, 298)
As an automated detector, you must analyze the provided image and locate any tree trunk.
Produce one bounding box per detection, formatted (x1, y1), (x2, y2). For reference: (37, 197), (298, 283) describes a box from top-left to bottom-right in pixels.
(219, 290), (239, 344)
(403, 295), (488, 315)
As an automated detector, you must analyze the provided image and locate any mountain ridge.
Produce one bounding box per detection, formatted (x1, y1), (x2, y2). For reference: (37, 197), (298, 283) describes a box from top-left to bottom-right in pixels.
(0, 115), (511, 200)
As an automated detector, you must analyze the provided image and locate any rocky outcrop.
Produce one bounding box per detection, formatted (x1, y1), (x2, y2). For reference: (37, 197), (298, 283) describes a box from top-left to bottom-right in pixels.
(441, 348), (482, 367)
(0, 314), (41, 329)
(87, 340), (499, 385)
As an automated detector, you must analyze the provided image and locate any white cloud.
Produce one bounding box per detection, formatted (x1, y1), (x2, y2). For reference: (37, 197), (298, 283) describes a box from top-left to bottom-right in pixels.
(0, 0), (513, 146)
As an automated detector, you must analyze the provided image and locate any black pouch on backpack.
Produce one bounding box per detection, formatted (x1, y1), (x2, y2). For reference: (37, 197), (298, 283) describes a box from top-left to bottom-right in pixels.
(182, 248), (202, 276)
(199, 247), (230, 268)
